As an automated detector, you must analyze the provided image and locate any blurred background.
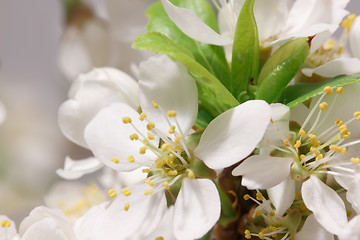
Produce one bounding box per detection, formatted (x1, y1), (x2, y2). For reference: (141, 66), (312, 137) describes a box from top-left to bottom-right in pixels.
(0, 0), (359, 223)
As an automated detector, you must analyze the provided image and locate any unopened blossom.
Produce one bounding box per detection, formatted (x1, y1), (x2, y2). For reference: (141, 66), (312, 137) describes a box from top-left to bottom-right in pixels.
(83, 54), (271, 239)
(233, 83), (360, 235)
(161, 0), (349, 57)
(303, 14), (360, 78)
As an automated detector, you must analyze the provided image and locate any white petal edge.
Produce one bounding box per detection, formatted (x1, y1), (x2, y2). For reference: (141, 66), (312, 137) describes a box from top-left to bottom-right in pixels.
(302, 175), (348, 235)
(84, 103), (158, 172)
(138, 54), (198, 136)
(232, 156), (293, 189)
(297, 214), (334, 240)
(56, 156), (103, 180)
(350, 16), (360, 59)
(302, 58), (360, 77)
(0, 215), (18, 240)
(160, 0), (233, 46)
(173, 178), (220, 240)
(267, 176), (296, 217)
(195, 100), (271, 169)
(339, 215), (360, 240)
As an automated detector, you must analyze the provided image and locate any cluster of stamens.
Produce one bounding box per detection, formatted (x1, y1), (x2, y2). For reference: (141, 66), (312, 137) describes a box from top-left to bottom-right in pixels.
(243, 192), (291, 240)
(107, 100), (196, 211)
(308, 14), (357, 67)
(272, 85), (360, 180)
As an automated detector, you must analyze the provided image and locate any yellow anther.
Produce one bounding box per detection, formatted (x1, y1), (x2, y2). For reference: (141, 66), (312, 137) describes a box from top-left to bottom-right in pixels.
(169, 153), (176, 159)
(161, 143), (170, 152)
(340, 147), (347, 155)
(145, 179), (155, 187)
(283, 139), (290, 147)
(243, 194), (251, 200)
(168, 170), (178, 176)
(163, 181), (170, 190)
(255, 210), (262, 216)
(187, 170), (195, 179)
(122, 117), (132, 124)
(341, 14), (356, 32)
(171, 145), (182, 151)
(319, 102), (328, 111)
(336, 86), (344, 94)
(129, 134), (139, 141)
(330, 144), (338, 151)
(142, 168), (150, 173)
(294, 140), (301, 149)
(351, 158), (360, 164)
(1, 220), (10, 228)
(323, 86), (333, 96)
(167, 110), (177, 117)
(316, 154), (324, 161)
(168, 126), (175, 134)
(122, 188), (131, 196)
(155, 237), (164, 240)
(256, 192), (263, 201)
(354, 111), (360, 119)
(269, 226), (277, 232)
(245, 235), (251, 239)
(308, 134), (316, 140)
(152, 100), (159, 109)
(174, 134), (183, 144)
(335, 119), (343, 126)
(343, 134), (350, 139)
(108, 189), (117, 198)
(124, 202), (130, 211)
(269, 211), (275, 216)
(144, 189), (154, 195)
(322, 39), (335, 50)
(299, 154), (306, 160)
(139, 146), (146, 154)
(139, 112), (147, 121)
(127, 155), (135, 163)
(299, 129), (306, 138)
(155, 160), (164, 168)
(111, 157), (119, 164)
(147, 132), (155, 140)
(258, 232), (265, 239)
(245, 230), (251, 235)
(147, 122), (155, 130)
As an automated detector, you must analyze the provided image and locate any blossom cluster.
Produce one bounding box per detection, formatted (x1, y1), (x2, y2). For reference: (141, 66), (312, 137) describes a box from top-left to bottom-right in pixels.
(2, 0), (360, 240)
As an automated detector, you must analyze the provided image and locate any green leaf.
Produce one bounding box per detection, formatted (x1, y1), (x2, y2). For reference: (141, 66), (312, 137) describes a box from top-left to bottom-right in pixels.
(133, 32), (239, 117)
(279, 75), (360, 109)
(256, 37), (310, 103)
(231, 0), (259, 101)
(195, 105), (214, 130)
(146, 1), (231, 91)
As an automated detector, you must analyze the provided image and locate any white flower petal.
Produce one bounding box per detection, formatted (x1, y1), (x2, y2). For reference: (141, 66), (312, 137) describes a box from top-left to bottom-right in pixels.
(173, 178), (220, 240)
(0, 216), (18, 240)
(19, 207), (75, 240)
(138, 55), (198, 135)
(302, 175), (348, 235)
(284, 0), (348, 37)
(142, 206), (176, 240)
(21, 218), (71, 240)
(96, 186), (167, 240)
(340, 215), (360, 240)
(0, 102), (6, 125)
(59, 68), (139, 148)
(267, 176), (296, 217)
(84, 103), (158, 171)
(160, 0), (233, 46)
(56, 156), (103, 180)
(232, 156), (293, 189)
(302, 58), (360, 77)
(195, 100), (271, 169)
(350, 17), (360, 59)
(346, 174), (360, 214)
(297, 214), (334, 240)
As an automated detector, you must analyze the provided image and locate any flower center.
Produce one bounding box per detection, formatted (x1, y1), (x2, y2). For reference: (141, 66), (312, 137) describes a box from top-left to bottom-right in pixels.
(273, 86), (360, 181)
(108, 101), (196, 210)
(1, 219), (11, 240)
(307, 14), (357, 67)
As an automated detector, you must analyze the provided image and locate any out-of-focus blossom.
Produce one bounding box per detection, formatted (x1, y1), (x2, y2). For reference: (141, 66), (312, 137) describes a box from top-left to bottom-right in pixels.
(303, 14), (360, 78)
(0, 102), (6, 125)
(59, 0), (152, 81)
